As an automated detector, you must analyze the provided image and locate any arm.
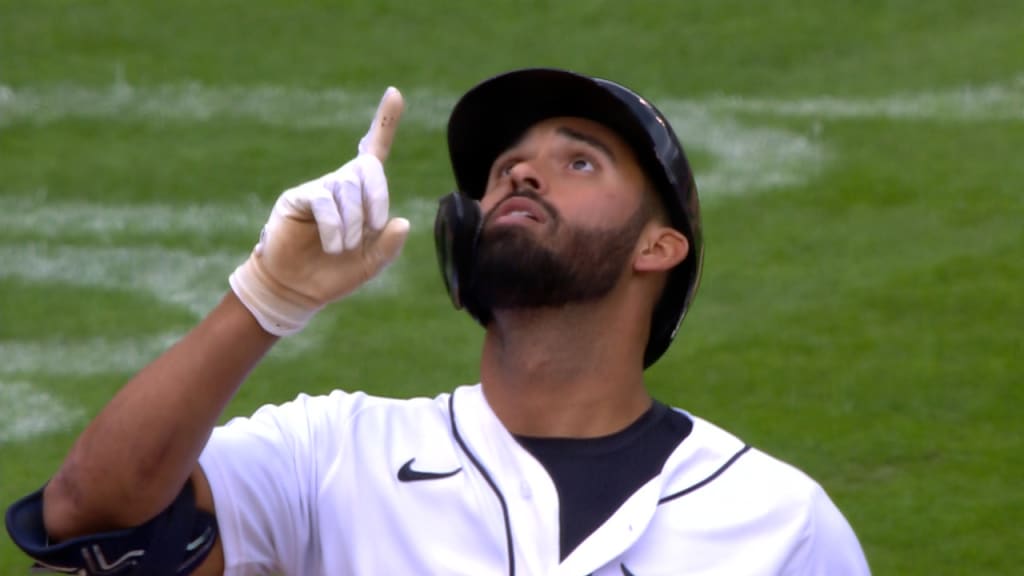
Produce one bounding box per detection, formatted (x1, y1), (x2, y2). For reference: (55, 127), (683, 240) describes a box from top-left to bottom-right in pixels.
(42, 292), (273, 538)
(21, 88), (408, 575)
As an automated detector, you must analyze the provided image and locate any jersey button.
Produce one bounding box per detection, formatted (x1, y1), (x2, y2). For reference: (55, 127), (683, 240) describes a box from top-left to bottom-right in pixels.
(520, 481), (532, 499)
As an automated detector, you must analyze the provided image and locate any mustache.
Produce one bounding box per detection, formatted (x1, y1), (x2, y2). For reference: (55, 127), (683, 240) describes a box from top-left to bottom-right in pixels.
(484, 188), (560, 226)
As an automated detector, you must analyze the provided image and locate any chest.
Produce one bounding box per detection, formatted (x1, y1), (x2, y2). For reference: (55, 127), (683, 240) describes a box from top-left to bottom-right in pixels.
(306, 430), (801, 576)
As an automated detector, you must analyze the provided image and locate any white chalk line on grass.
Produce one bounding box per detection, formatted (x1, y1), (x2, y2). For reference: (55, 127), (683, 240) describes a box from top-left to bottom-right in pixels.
(660, 104), (823, 194)
(0, 380), (84, 444)
(0, 335), (180, 377)
(3, 76), (1020, 127)
(0, 194), (267, 240)
(0, 193), (439, 243)
(706, 75), (1024, 121)
(0, 243), (241, 317)
(0, 82), (454, 130)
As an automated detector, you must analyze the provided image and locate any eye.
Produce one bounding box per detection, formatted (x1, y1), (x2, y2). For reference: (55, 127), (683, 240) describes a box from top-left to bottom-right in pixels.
(494, 157), (517, 178)
(569, 157), (595, 172)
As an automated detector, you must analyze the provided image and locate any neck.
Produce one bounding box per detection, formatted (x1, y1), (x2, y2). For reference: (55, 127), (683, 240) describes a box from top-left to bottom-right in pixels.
(479, 299), (651, 438)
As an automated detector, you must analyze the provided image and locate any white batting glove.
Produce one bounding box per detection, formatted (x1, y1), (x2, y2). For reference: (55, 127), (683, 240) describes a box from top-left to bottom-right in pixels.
(229, 87), (410, 336)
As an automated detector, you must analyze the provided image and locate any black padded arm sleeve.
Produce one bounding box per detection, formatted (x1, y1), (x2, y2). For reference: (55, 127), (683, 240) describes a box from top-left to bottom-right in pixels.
(5, 480), (217, 575)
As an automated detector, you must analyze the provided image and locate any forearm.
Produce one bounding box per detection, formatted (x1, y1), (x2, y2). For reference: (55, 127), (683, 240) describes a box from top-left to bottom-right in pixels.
(43, 291), (278, 540)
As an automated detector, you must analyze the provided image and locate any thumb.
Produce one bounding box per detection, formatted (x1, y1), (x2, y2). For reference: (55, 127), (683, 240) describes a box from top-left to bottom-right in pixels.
(366, 217), (410, 268)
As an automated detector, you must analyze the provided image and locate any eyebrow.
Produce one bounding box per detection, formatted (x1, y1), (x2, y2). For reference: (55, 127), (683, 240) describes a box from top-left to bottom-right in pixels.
(556, 126), (617, 162)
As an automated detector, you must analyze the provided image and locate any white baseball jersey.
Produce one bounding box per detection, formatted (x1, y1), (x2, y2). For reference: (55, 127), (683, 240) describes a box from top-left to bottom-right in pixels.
(198, 384), (870, 575)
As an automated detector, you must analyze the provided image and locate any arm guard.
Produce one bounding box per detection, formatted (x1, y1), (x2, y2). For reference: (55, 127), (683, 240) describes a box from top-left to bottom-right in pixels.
(5, 480), (217, 575)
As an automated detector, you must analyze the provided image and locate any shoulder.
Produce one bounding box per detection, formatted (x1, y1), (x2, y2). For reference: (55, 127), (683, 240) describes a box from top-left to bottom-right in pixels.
(205, 387), (460, 476)
(651, 411), (869, 574)
(222, 387), (455, 434)
(661, 411), (821, 501)
(659, 410), (840, 526)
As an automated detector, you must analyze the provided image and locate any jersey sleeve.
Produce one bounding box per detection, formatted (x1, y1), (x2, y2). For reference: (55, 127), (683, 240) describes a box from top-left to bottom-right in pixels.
(786, 484), (872, 575)
(198, 390), (367, 576)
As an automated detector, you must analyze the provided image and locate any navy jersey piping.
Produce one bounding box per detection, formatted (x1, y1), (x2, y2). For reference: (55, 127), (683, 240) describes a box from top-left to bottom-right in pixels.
(657, 444), (751, 505)
(449, 392), (516, 576)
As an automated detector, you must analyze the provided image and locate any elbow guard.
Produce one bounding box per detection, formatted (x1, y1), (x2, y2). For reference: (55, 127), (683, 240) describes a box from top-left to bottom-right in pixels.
(5, 480), (217, 575)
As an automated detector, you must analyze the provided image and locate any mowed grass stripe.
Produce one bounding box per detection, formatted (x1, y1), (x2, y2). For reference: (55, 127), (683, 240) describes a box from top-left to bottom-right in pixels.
(0, 194), (446, 242)
(707, 74), (1024, 121)
(3, 75), (1022, 126)
(1, 80), (830, 197)
(0, 380), (84, 443)
(0, 193), (447, 417)
(4, 74), (1023, 202)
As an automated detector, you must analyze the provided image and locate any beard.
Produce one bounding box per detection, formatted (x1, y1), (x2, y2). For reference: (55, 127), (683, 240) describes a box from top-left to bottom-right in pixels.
(471, 195), (650, 311)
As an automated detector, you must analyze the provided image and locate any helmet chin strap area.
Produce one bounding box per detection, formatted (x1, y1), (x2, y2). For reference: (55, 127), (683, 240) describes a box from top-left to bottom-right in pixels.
(434, 192), (490, 325)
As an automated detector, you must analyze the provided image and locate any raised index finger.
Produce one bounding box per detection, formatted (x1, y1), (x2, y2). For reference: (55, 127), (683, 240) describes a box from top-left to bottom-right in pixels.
(358, 87), (405, 162)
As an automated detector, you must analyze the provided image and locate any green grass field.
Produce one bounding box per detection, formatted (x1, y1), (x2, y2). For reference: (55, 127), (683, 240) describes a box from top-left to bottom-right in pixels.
(2, 1), (1022, 573)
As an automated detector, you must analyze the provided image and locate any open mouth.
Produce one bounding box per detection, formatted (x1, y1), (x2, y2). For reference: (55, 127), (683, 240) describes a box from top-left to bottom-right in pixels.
(491, 195), (549, 225)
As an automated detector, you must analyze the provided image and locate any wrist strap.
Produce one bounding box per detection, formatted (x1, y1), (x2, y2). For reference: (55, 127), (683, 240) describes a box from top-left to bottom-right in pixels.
(229, 256), (321, 336)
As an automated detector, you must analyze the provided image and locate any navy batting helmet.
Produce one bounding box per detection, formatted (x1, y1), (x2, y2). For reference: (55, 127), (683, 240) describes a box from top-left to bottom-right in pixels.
(440, 67), (703, 367)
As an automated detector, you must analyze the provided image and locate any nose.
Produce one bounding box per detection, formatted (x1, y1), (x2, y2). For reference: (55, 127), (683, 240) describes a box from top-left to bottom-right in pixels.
(507, 160), (544, 193)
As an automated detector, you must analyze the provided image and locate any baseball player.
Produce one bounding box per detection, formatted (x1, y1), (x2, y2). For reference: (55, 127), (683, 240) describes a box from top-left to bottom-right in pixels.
(6, 68), (871, 575)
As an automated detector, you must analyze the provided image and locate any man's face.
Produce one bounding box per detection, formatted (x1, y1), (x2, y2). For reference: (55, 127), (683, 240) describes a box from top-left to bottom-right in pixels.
(472, 116), (653, 311)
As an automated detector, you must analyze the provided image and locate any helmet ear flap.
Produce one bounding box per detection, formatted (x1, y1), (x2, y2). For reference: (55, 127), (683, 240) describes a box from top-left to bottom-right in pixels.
(434, 193), (490, 325)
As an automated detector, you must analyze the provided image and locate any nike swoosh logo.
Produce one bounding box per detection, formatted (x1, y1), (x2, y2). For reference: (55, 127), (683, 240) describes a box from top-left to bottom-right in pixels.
(397, 458), (462, 482)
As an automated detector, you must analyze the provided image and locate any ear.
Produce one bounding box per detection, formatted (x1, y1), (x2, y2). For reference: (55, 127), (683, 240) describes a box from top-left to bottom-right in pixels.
(634, 225), (689, 273)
